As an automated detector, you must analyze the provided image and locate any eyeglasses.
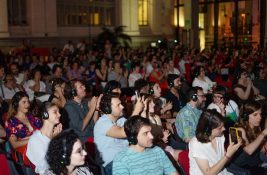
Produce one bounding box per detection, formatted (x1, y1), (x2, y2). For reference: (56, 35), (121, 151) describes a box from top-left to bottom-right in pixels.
(197, 94), (206, 98)
(214, 95), (223, 99)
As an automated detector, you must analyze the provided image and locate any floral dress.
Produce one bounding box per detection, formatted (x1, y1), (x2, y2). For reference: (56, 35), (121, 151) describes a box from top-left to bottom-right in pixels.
(5, 114), (42, 165)
(5, 114), (42, 139)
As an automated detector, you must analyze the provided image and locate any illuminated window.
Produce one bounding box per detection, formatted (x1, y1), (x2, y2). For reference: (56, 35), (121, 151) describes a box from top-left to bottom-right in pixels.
(57, 0), (115, 26)
(8, 0), (27, 25)
(138, 0), (148, 26)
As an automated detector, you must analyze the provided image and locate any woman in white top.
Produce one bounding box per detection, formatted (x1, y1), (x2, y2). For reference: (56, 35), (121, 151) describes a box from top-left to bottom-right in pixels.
(24, 68), (49, 102)
(26, 102), (62, 174)
(192, 66), (215, 94)
(128, 62), (142, 87)
(189, 109), (241, 175)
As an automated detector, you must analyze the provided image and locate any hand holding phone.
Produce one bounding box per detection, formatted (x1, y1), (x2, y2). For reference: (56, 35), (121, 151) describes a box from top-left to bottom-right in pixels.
(135, 90), (140, 98)
(229, 127), (241, 144)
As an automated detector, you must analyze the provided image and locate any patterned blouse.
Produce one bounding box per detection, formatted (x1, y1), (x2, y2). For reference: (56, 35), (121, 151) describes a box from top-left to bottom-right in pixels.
(5, 114), (42, 139)
(44, 166), (94, 175)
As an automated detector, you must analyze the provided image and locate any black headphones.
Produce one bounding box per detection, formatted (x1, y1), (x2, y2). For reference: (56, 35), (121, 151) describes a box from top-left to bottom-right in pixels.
(41, 110), (49, 120)
(127, 133), (138, 145)
(69, 81), (78, 98)
(167, 74), (180, 88)
(40, 102), (50, 120)
(191, 94), (198, 102)
(100, 94), (112, 114)
(60, 138), (68, 165)
(242, 112), (249, 121)
(148, 82), (155, 95)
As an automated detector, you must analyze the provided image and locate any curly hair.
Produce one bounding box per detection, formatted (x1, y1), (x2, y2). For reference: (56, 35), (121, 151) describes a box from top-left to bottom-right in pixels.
(46, 130), (79, 175)
(235, 101), (262, 143)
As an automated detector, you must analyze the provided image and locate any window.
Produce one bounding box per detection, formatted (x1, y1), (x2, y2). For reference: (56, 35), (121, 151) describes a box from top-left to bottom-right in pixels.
(8, 0), (27, 25)
(57, 0), (115, 26)
(138, 0), (148, 26)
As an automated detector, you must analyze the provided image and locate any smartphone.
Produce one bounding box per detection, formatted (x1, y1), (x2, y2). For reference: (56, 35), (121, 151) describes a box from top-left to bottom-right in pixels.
(229, 127), (241, 144)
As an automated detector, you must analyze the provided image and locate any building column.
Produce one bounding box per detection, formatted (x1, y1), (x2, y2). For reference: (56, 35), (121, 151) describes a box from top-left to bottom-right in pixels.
(120, 0), (139, 36)
(0, 0), (10, 37)
(191, 0), (199, 49)
(45, 0), (57, 36)
(251, 0), (259, 46)
(261, 0), (266, 48)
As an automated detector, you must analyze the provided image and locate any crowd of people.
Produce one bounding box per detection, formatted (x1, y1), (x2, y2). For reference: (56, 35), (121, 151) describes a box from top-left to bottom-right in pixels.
(0, 40), (266, 175)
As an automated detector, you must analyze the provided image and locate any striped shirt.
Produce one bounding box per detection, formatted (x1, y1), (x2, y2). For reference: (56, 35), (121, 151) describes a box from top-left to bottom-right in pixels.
(113, 146), (176, 175)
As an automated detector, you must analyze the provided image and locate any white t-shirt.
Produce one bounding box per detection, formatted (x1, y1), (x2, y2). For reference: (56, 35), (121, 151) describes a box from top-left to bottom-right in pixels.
(0, 85), (19, 100)
(207, 100), (239, 122)
(189, 136), (232, 175)
(168, 68), (180, 75)
(192, 76), (214, 94)
(24, 80), (47, 101)
(26, 130), (50, 174)
(128, 73), (142, 87)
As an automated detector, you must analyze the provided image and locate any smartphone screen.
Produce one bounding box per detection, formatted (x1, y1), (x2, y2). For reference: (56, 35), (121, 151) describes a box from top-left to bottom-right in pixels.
(229, 127), (239, 144)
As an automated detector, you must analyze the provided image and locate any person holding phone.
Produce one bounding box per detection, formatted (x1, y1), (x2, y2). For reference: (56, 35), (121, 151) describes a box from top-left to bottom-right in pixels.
(189, 109), (241, 175)
(230, 101), (267, 174)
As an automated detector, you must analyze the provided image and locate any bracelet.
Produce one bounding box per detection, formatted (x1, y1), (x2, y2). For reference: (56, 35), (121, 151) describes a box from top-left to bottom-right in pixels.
(224, 154), (231, 160)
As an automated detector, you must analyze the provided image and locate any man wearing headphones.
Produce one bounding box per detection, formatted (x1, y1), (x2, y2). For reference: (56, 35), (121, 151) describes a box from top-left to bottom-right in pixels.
(94, 93), (143, 175)
(64, 80), (99, 143)
(164, 74), (187, 117)
(175, 86), (206, 143)
(113, 116), (178, 175)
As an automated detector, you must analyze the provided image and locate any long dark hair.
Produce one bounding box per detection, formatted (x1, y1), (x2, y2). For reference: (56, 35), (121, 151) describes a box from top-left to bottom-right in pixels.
(235, 101), (262, 143)
(196, 109), (224, 143)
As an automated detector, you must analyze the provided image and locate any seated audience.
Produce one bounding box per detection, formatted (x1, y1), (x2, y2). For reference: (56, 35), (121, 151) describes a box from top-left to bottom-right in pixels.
(175, 86), (206, 143)
(231, 101), (267, 174)
(128, 62), (142, 87)
(208, 86), (239, 124)
(44, 130), (93, 175)
(234, 69), (261, 107)
(64, 80), (99, 143)
(24, 68), (49, 102)
(0, 74), (21, 102)
(26, 102), (62, 174)
(189, 109), (241, 175)
(113, 115), (179, 175)
(94, 93), (143, 175)
(192, 66), (215, 94)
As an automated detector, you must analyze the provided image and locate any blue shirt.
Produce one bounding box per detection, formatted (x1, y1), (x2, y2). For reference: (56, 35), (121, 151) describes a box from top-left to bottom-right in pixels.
(175, 103), (202, 140)
(113, 146), (176, 175)
(94, 114), (128, 167)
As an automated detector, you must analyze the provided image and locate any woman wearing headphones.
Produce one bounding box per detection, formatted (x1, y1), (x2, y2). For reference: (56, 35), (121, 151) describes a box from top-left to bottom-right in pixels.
(4, 91), (42, 166)
(5, 91), (42, 149)
(26, 102), (62, 174)
(189, 109), (241, 175)
(44, 130), (93, 175)
(230, 101), (267, 174)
